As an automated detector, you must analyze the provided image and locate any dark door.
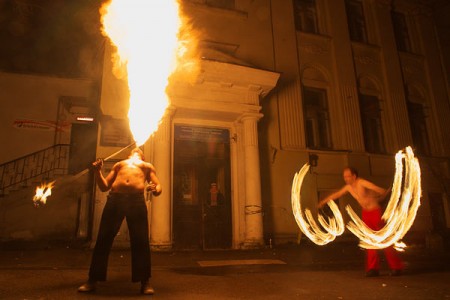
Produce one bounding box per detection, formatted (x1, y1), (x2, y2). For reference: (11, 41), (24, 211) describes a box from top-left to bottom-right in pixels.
(68, 122), (98, 240)
(173, 125), (232, 250)
(69, 123), (97, 175)
(429, 192), (446, 233)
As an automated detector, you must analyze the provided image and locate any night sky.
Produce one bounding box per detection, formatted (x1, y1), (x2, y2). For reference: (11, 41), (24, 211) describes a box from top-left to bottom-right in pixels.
(0, 0), (106, 78)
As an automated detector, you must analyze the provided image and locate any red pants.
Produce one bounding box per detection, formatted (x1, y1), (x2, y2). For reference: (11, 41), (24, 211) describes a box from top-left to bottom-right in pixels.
(362, 208), (404, 271)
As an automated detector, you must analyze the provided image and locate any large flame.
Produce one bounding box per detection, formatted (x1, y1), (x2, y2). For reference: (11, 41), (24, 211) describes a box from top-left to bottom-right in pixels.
(100, 0), (196, 146)
(291, 147), (421, 250)
(32, 1), (200, 205)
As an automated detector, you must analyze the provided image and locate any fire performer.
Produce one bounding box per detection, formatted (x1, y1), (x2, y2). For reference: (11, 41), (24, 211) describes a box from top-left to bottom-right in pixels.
(78, 147), (161, 295)
(318, 167), (403, 277)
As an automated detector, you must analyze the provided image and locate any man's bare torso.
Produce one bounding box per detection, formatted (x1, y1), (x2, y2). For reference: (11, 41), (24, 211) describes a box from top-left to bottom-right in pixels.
(110, 159), (151, 194)
(347, 179), (382, 211)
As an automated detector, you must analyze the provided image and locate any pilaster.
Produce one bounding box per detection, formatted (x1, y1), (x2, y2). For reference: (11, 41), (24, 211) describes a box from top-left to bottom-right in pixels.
(240, 113), (264, 248)
(150, 111), (173, 250)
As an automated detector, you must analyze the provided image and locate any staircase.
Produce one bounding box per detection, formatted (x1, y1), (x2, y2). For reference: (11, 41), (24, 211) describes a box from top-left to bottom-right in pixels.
(0, 144), (95, 242)
(0, 144), (70, 196)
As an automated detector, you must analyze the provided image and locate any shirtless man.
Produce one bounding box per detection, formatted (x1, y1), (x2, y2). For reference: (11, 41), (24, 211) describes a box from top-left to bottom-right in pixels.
(78, 148), (161, 294)
(318, 167), (403, 277)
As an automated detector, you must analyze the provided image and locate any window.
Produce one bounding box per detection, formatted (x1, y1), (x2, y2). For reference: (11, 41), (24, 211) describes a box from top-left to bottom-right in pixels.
(345, 0), (367, 43)
(303, 87), (332, 149)
(359, 94), (386, 153)
(391, 11), (412, 52)
(406, 100), (430, 155)
(293, 0), (319, 33)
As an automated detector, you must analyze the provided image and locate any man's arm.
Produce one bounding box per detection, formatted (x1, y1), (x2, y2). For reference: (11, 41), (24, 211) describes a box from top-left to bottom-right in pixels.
(92, 159), (116, 192)
(318, 186), (348, 208)
(146, 163), (162, 196)
(359, 179), (387, 195)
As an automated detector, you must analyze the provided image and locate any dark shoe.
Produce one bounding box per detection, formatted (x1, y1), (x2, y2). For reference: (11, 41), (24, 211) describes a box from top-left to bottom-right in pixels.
(141, 280), (154, 295)
(366, 269), (380, 277)
(390, 269), (402, 276)
(78, 281), (96, 293)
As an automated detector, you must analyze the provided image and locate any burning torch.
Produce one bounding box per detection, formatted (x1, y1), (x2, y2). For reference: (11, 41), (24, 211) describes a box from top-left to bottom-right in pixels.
(33, 142), (136, 207)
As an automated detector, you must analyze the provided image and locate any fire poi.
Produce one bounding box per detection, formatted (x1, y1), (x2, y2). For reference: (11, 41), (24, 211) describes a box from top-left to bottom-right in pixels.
(291, 165), (345, 245)
(34, 0), (197, 205)
(291, 146), (421, 250)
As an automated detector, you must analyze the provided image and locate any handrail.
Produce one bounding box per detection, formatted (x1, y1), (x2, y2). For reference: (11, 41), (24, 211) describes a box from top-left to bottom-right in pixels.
(0, 144), (70, 195)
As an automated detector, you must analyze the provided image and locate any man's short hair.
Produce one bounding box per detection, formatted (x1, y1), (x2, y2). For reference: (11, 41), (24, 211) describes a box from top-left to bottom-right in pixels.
(345, 167), (359, 177)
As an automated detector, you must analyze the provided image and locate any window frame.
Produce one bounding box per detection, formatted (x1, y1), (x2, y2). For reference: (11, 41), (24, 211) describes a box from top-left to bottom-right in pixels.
(391, 11), (412, 53)
(302, 86), (333, 150)
(345, 0), (368, 43)
(293, 0), (319, 34)
(358, 93), (386, 154)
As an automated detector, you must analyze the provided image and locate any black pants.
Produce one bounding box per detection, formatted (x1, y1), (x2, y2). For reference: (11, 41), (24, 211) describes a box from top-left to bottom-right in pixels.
(88, 193), (151, 282)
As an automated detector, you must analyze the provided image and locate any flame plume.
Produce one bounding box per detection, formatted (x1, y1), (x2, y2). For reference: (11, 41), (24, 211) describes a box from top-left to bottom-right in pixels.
(32, 1), (199, 205)
(100, 0), (198, 146)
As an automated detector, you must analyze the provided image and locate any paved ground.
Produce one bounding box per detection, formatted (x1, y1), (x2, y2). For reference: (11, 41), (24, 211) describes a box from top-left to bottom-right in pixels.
(0, 240), (449, 299)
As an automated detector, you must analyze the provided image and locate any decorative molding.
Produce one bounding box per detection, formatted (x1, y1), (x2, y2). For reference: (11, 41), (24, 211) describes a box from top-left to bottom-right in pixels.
(298, 44), (328, 54)
(297, 32), (331, 56)
(393, 1), (433, 17)
(402, 65), (423, 75)
(399, 52), (425, 75)
(354, 55), (380, 65)
(247, 88), (261, 106)
(352, 43), (382, 65)
(182, 0), (248, 19)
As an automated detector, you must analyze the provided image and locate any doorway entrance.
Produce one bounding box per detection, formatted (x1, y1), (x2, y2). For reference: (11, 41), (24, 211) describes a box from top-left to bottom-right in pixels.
(69, 122), (98, 240)
(173, 125), (232, 250)
(69, 123), (98, 175)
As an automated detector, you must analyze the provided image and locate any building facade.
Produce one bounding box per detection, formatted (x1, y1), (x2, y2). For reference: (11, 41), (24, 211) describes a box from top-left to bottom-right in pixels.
(1, 0), (449, 249)
(91, 0), (450, 249)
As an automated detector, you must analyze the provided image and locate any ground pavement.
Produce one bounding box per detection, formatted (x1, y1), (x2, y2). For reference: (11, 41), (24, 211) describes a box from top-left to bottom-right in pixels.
(0, 239), (449, 299)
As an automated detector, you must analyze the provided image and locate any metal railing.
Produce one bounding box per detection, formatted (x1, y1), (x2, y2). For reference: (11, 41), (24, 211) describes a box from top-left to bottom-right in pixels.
(0, 144), (70, 195)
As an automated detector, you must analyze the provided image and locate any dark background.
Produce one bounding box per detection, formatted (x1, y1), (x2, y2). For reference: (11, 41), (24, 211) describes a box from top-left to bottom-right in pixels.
(0, 0), (105, 78)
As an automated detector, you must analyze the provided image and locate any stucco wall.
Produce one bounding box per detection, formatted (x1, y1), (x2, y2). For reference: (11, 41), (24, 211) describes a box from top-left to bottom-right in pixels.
(0, 72), (98, 164)
(0, 72), (98, 241)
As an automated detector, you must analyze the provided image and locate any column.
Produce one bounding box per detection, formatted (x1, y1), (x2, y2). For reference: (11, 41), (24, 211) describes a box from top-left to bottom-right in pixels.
(150, 112), (172, 250)
(241, 113), (264, 248)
